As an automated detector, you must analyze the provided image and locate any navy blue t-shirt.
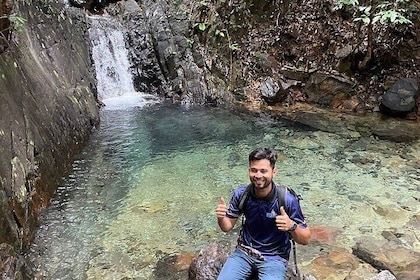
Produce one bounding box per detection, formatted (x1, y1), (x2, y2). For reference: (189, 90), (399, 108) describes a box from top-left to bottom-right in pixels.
(226, 184), (307, 260)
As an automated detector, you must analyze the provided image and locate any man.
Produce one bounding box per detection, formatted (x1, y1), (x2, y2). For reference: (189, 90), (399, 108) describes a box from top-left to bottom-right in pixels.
(216, 147), (310, 280)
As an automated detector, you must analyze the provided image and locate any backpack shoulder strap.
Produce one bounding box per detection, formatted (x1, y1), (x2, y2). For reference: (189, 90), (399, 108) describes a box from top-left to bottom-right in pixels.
(238, 184), (252, 212)
(275, 184), (302, 214)
(275, 184), (302, 277)
(276, 184), (287, 211)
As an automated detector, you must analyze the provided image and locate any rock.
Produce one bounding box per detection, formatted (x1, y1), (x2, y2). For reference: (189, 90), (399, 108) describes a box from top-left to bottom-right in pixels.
(352, 236), (420, 279)
(306, 246), (361, 279)
(380, 78), (420, 117)
(0, 0), (99, 254)
(0, 243), (30, 279)
(188, 243), (229, 280)
(279, 66), (311, 81)
(188, 243), (317, 280)
(304, 72), (356, 107)
(155, 252), (196, 279)
(260, 76), (282, 104)
(368, 270), (397, 280)
(120, 0), (141, 15)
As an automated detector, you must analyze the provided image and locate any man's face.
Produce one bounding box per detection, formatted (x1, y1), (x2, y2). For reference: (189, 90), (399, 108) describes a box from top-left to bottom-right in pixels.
(248, 159), (277, 190)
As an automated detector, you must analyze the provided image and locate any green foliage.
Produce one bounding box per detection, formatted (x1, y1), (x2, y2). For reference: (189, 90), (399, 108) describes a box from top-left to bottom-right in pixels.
(0, 14), (27, 32)
(335, 0), (359, 9)
(198, 22), (206, 31)
(1, 14), (27, 50)
(215, 29), (225, 37)
(334, 0), (413, 26)
(333, 0), (414, 69)
(229, 43), (240, 51)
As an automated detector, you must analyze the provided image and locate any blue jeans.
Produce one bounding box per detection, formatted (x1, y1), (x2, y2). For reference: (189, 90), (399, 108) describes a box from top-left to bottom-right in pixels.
(217, 248), (288, 280)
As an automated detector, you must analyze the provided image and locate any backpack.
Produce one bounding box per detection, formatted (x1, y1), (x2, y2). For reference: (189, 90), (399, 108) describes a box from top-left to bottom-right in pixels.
(237, 183), (302, 277)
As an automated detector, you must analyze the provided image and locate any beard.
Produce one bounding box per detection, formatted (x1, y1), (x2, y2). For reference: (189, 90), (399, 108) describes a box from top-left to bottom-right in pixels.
(252, 178), (272, 189)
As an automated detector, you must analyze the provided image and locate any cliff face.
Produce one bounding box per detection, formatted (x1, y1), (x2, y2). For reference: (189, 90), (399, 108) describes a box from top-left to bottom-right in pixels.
(0, 0), (99, 264)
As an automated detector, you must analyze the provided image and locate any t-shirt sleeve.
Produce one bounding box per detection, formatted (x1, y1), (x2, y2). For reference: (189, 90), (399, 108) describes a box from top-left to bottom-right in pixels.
(226, 185), (247, 219)
(286, 190), (308, 228)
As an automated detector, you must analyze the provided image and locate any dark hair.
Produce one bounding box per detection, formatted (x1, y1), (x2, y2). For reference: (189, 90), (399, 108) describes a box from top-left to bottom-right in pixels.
(248, 148), (277, 168)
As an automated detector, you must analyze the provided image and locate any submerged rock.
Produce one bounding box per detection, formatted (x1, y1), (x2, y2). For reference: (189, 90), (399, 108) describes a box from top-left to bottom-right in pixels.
(155, 252), (195, 280)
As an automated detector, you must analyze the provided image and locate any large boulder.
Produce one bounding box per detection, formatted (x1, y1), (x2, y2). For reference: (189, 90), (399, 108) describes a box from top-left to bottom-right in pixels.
(353, 236), (420, 279)
(379, 78), (420, 117)
(188, 243), (229, 280)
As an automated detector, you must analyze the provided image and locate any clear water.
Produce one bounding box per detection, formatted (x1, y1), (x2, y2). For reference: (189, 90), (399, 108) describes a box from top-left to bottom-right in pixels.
(27, 101), (420, 279)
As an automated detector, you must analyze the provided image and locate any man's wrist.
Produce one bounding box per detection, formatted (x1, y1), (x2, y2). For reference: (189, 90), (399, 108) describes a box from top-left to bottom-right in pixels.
(287, 221), (297, 232)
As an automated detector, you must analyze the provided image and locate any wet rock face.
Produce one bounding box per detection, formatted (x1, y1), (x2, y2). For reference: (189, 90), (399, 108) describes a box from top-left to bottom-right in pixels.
(0, 0), (99, 271)
(111, 0), (233, 106)
(0, 243), (20, 279)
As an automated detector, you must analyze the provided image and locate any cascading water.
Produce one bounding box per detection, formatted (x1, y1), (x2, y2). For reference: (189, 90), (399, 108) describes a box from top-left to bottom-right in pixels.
(88, 15), (160, 110)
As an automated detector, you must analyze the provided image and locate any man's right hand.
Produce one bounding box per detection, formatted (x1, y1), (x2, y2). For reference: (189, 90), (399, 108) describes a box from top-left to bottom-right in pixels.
(216, 197), (237, 232)
(216, 197), (227, 219)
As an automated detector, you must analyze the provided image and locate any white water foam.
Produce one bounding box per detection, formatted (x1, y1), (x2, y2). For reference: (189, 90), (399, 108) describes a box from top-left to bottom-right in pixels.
(101, 92), (160, 111)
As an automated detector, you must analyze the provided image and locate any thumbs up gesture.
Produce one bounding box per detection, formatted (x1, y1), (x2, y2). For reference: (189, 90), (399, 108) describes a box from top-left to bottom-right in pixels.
(275, 206), (292, 232)
(216, 197), (227, 219)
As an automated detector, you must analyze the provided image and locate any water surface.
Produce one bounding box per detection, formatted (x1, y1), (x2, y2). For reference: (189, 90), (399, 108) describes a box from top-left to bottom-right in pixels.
(27, 102), (419, 279)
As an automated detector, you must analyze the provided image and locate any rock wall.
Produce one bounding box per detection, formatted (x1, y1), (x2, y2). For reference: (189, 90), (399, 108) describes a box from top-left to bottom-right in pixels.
(0, 0), (99, 274)
(105, 0), (235, 106)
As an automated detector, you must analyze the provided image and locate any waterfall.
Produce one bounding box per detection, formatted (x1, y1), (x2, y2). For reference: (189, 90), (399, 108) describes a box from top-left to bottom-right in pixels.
(88, 15), (159, 110)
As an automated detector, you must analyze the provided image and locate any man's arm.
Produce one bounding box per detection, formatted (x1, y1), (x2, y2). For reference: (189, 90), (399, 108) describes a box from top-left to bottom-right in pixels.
(290, 224), (311, 245)
(276, 206), (311, 245)
(216, 197), (238, 232)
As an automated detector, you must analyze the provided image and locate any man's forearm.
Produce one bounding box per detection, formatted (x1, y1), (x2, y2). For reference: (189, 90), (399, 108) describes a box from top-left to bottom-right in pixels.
(218, 217), (236, 232)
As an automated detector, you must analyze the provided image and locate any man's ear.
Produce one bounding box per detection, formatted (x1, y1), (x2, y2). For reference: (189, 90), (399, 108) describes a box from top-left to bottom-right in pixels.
(273, 168), (277, 176)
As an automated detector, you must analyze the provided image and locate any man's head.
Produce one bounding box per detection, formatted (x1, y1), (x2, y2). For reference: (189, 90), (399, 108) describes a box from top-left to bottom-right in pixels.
(248, 148), (277, 168)
(248, 148), (278, 192)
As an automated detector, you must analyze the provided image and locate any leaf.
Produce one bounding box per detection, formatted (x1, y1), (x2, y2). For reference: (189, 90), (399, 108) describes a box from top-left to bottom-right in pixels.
(199, 23), (206, 31)
(229, 43), (240, 51)
(390, 12), (397, 23)
(372, 15), (381, 24)
(362, 17), (370, 24)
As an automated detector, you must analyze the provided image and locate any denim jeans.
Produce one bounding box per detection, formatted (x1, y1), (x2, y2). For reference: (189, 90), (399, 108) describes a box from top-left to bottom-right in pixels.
(217, 248), (288, 280)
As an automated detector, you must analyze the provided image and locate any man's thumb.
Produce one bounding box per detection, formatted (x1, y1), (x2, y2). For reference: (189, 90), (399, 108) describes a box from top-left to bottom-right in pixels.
(219, 197), (226, 205)
(280, 206), (287, 215)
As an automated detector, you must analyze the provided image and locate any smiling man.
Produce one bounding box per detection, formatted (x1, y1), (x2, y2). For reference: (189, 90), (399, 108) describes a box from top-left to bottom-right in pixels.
(216, 147), (311, 280)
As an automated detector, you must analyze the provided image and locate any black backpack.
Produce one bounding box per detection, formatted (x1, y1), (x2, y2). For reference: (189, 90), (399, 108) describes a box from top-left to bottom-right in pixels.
(237, 183), (302, 277)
